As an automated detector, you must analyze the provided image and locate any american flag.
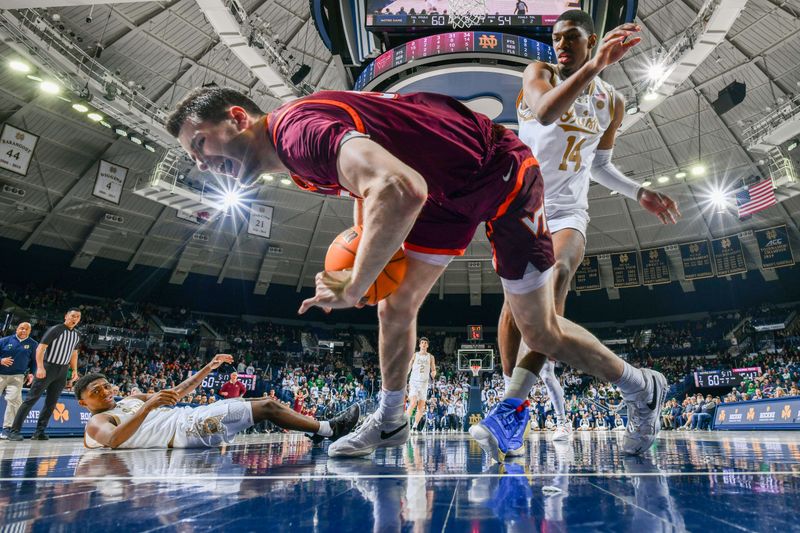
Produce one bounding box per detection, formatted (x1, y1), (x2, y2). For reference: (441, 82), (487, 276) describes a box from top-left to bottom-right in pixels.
(736, 179), (777, 218)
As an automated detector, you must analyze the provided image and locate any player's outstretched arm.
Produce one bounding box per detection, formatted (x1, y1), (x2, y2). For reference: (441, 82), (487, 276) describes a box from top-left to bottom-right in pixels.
(86, 390), (180, 448)
(431, 355), (437, 379)
(299, 137), (427, 313)
(173, 353), (233, 397)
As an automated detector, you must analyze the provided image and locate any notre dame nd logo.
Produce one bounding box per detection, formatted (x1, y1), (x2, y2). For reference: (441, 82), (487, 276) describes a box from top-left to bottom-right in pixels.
(689, 243), (700, 253)
(478, 34), (498, 49)
(53, 403), (69, 423)
(15, 131), (24, 141)
(721, 238), (731, 250)
(619, 253), (629, 264)
(582, 258), (591, 267)
(767, 229), (777, 240)
(469, 413), (482, 426)
(782, 404), (792, 420)
(649, 250), (659, 260)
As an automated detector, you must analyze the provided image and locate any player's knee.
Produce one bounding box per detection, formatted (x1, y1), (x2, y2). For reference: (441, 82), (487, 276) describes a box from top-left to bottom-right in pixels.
(552, 261), (572, 294)
(378, 296), (416, 326)
(524, 314), (563, 356)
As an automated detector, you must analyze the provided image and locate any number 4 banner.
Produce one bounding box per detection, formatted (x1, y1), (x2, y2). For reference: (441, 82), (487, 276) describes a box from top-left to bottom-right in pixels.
(0, 124), (39, 176)
(248, 203), (273, 238)
(92, 160), (128, 204)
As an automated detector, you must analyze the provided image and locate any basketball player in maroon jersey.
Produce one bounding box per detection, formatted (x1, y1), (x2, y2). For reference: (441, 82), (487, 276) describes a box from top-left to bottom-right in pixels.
(167, 36), (666, 458)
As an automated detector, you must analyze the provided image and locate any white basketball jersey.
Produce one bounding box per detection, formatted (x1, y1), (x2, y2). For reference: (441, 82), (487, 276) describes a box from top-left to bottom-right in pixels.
(84, 397), (188, 449)
(517, 64), (617, 215)
(410, 352), (432, 383)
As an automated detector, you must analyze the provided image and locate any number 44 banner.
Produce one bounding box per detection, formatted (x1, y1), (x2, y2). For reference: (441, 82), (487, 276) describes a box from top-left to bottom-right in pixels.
(248, 203), (273, 238)
(0, 124), (39, 176)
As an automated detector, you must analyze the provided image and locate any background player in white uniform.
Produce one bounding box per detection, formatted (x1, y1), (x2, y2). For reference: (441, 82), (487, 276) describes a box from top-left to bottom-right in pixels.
(406, 337), (436, 431)
(76, 353), (359, 449)
(497, 10), (680, 446)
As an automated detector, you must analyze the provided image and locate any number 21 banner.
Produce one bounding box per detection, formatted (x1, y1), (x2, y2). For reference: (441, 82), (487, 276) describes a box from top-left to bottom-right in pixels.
(248, 203), (273, 238)
(0, 124), (39, 176)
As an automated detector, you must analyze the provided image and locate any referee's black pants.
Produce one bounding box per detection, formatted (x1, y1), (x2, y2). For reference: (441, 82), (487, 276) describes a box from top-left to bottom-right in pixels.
(11, 362), (69, 433)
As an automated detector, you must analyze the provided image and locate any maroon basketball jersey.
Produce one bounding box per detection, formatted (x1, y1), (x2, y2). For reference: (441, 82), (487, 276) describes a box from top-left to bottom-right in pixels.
(266, 91), (526, 220)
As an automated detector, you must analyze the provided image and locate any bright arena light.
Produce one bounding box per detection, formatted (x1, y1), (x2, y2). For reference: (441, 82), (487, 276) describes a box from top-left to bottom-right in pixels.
(87, 112), (104, 122)
(657, 176), (670, 184)
(710, 188), (729, 212)
(280, 178), (291, 185)
(691, 164), (707, 177)
(675, 171), (687, 179)
(642, 180), (652, 187)
(648, 62), (666, 82)
(644, 92), (659, 101)
(222, 189), (243, 210)
(40, 80), (61, 94)
(259, 173), (274, 182)
(71, 103), (89, 113)
(9, 60), (31, 73)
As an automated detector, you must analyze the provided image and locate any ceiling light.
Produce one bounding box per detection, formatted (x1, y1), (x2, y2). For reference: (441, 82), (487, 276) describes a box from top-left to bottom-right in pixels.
(690, 164), (706, 177)
(40, 80), (61, 94)
(259, 173), (274, 182)
(221, 189), (243, 210)
(642, 180), (652, 187)
(709, 187), (729, 213)
(280, 178), (291, 185)
(143, 142), (156, 153)
(626, 104), (639, 115)
(647, 62), (665, 82)
(129, 134), (143, 145)
(87, 112), (103, 122)
(657, 176), (670, 184)
(113, 125), (128, 137)
(644, 92), (659, 101)
(609, 190), (619, 196)
(71, 102), (89, 113)
(9, 60), (31, 73)
(675, 171), (687, 179)
(788, 140), (798, 151)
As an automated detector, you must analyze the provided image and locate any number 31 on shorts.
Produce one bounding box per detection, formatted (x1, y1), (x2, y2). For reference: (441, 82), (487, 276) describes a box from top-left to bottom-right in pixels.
(521, 203), (549, 237)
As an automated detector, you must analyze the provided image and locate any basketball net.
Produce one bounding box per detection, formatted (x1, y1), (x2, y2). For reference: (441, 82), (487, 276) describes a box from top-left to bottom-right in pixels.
(470, 363), (482, 378)
(448, 0), (488, 29)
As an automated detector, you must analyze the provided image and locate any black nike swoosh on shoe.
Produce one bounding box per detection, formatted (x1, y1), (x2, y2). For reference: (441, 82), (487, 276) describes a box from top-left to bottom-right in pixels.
(647, 376), (659, 411)
(380, 421), (408, 440)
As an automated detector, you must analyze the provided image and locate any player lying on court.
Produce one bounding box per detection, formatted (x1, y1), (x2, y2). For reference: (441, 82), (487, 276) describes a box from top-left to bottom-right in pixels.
(75, 354), (359, 449)
(494, 9), (680, 451)
(166, 28), (670, 458)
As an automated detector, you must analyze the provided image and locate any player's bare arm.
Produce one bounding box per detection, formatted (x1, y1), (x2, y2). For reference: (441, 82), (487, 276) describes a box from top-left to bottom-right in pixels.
(524, 23), (641, 125)
(299, 137), (427, 313)
(430, 355), (437, 380)
(592, 93), (681, 224)
(85, 389), (180, 449)
(172, 354), (234, 397)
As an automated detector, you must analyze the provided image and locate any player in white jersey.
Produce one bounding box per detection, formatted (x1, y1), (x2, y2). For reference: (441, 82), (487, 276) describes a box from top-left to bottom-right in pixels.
(495, 10), (680, 452)
(75, 353), (359, 449)
(406, 337), (437, 431)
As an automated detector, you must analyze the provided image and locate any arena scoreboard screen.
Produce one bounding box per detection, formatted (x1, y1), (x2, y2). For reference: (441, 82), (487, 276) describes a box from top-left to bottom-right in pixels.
(468, 324), (483, 341)
(693, 367), (761, 389)
(365, 0), (580, 29)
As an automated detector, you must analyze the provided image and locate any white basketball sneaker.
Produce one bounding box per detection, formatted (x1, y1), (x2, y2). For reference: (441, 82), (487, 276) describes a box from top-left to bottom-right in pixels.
(552, 422), (573, 442)
(327, 413), (409, 458)
(622, 368), (668, 455)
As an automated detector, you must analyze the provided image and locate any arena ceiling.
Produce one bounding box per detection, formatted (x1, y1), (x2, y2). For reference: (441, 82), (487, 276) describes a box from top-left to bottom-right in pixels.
(0, 0), (799, 297)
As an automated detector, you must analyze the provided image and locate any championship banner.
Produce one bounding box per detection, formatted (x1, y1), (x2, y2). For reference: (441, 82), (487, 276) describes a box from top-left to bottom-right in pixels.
(92, 160), (128, 204)
(610, 251), (640, 288)
(574, 255), (601, 291)
(679, 240), (714, 280)
(177, 208), (212, 224)
(0, 123), (39, 176)
(755, 225), (794, 269)
(714, 397), (800, 430)
(640, 247), (671, 285)
(712, 235), (747, 276)
(0, 391), (90, 437)
(247, 203), (274, 238)
(198, 371), (257, 392)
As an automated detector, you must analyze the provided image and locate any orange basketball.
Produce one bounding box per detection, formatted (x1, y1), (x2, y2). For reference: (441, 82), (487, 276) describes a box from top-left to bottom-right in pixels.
(325, 225), (407, 305)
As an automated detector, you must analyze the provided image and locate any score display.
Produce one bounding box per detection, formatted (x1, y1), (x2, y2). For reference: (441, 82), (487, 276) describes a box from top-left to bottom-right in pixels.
(354, 31), (555, 90)
(468, 325), (483, 341)
(365, 0), (577, 28)
(693, 367), (761, 389)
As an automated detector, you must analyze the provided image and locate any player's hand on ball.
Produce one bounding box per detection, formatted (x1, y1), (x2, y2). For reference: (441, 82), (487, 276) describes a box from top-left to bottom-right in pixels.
(638, 189), (681, 224)
(210, 353), (233, 369)
(298, 270), (365, 314)
(594, 23), (641, 68)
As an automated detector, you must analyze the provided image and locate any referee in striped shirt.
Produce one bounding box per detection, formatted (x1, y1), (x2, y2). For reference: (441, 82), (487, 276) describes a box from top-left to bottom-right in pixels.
(7, 308), (81, 441)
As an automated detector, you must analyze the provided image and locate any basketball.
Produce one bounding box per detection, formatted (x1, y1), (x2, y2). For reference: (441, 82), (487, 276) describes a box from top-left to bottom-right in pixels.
(325, 225), (407, 305)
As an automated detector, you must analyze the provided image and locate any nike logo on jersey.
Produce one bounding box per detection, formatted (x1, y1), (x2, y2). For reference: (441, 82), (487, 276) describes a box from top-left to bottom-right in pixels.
(502, 166), (514, 182)
(380, 421), (408, 440)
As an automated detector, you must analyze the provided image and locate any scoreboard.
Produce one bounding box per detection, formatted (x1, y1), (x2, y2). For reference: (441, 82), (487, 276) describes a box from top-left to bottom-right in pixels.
(693, 367), (761, 389)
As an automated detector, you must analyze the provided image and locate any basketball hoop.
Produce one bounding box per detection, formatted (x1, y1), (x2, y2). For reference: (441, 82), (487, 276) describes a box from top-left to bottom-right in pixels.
(470, 363), (482, 378)
(448, 0), (488, 29)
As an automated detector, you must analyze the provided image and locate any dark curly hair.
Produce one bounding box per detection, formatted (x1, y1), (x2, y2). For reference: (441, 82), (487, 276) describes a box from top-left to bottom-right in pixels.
(74, 373), (108, 400)
(166, 87), (265, 137)
(555, 9), (595, 35)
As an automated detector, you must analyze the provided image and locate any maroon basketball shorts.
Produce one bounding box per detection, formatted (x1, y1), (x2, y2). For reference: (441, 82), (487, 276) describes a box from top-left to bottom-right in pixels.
(403, 149), (555, 293)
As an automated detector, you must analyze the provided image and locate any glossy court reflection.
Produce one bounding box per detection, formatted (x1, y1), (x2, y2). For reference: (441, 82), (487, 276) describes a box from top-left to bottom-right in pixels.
(1, 432), (799, 532)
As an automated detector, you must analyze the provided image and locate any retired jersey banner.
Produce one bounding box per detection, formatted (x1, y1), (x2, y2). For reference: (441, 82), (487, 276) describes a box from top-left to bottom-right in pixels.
(610, 251), (640, 288)
(712, 235), (747, 276)
(574, 255), (601, 291)
(247, 203), (274, 238)
(755, 225), (794, 269)
(640, 247), (671, 285)
(714, 397), (800, 430)
(92, 160), (128, 204)
(0, 124), (39, 176)
(679, 240), (713, 280)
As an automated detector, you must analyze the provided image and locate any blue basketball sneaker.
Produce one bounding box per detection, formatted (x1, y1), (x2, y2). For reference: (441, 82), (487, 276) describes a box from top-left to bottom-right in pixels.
(469, 398), (530, 462)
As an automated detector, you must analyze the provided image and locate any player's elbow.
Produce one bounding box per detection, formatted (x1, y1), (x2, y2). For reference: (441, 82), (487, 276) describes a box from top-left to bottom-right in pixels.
(534, 107), (558, 126)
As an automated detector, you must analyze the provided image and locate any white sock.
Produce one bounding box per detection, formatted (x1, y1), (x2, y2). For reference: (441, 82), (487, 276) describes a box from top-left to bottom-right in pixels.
(504, 367), (538, 401)
(613, 362), (647, 396)
(376, 389), (406, 421)
(315, 420), (333, 437)
(503, 374), (512, 392)
(540, 361), (566, 424)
